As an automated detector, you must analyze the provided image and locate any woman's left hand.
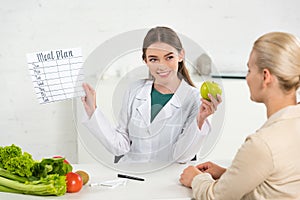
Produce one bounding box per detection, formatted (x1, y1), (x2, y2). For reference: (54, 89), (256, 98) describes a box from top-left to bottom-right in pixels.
(179, 165), (202, 188)
(197, 94), (222, 129)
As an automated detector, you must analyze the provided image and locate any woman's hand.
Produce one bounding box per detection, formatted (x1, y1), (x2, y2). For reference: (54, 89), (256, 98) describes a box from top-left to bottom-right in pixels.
(197, 94), (222, 129)
(196, 161), (226, 180)
(81, 83), (97, 118)
(179, 165), (202, 188)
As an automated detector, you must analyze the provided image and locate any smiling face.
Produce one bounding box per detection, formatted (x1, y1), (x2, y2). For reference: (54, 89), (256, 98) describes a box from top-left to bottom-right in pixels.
(144, 42), (184, 86)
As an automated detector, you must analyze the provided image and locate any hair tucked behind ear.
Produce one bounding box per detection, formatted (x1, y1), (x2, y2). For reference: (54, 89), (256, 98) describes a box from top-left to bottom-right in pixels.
(253, 32), (300, 92)
(142, 26), (195, 87)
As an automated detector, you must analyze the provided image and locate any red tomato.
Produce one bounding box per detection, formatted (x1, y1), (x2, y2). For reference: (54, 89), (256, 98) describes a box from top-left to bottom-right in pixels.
(66, 172), (83, 193)
(53, 156), (70, 164)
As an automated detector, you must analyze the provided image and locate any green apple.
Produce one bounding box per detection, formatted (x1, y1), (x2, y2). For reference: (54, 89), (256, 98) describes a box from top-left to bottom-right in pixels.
(200, 81), (222, 101)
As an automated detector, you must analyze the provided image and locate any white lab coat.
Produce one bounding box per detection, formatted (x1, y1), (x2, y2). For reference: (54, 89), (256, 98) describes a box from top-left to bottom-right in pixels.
(82, 79), (211, 163)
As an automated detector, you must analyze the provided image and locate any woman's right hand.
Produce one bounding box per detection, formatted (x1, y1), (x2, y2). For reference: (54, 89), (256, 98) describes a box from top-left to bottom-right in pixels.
(196, 161), (226, 180)
(81, 83), (97, 118)
(197, 94), (222, 129)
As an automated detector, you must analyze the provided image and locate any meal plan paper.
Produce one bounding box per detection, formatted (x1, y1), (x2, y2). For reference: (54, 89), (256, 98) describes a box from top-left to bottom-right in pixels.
(27, 47), (85, 104)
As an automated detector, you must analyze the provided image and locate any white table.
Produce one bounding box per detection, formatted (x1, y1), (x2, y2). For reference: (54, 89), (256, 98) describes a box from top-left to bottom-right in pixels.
(0, 162), (194, 200)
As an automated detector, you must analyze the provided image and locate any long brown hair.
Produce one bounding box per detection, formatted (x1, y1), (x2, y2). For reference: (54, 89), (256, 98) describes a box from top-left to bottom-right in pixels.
(142, 26), (195, 87)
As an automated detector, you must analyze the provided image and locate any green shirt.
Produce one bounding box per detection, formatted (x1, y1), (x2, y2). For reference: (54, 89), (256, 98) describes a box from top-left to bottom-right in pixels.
(151, 86), (174, 122)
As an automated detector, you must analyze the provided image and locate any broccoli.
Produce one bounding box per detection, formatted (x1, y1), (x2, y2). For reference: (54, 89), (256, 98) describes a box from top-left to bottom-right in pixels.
(32, 157), (73, 178)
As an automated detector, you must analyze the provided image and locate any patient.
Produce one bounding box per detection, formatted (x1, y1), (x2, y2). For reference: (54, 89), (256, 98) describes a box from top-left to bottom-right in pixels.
(180, 32), (300, 199)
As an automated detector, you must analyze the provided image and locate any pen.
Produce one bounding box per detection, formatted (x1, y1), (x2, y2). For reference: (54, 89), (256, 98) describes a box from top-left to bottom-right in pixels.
(117, 173), (145, 181)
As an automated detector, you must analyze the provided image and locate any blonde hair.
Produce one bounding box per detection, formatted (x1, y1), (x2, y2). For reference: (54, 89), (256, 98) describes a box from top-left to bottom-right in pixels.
(253, 32), (300, 92)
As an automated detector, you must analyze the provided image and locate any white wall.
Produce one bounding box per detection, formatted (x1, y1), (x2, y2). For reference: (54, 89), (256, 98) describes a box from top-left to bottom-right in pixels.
(1, 0), (300, 163)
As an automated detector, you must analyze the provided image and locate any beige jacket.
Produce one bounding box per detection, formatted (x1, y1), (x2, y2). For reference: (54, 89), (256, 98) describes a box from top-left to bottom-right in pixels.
(192, 104), (300, 200)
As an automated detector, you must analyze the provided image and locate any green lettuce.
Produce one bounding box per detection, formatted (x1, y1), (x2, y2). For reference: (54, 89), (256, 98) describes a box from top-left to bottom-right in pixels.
(0, 144), (72, 196)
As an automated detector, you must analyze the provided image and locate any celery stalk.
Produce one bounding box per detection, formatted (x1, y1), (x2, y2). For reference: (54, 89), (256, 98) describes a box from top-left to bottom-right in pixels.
(0, 175), (66, 196)
(0, 184), (22, 194)
(0, 168), (29, 183)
